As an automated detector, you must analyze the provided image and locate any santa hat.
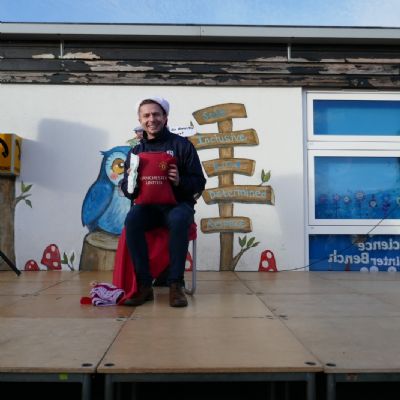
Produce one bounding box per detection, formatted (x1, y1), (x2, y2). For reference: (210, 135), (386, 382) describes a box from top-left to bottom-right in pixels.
(136, 96), (170, 116)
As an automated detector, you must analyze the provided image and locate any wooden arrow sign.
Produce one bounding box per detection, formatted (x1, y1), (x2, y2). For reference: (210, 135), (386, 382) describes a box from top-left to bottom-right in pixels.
(201, 217), (252, 233)
(203, 185), (274, 205)
(193, 103), (247, 125)
(202, 158), (255, 177)
(189, 129), (258, 150)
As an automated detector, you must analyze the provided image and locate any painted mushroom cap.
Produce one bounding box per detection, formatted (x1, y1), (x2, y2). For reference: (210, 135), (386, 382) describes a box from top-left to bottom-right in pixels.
(41, 244), (62, 270)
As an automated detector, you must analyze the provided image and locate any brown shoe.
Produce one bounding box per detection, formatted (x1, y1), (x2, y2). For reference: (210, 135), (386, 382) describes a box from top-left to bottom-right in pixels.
(123, 285), (154, 306)
(169, 282), (188, 308)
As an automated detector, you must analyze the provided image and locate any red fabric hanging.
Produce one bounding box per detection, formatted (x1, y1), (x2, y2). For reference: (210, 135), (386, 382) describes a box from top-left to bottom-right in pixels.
(112, 223), (197, 304)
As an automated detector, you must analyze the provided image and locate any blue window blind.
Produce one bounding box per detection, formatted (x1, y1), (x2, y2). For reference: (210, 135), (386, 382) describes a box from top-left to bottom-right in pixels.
(314, 156), (400, 219)
(313, 100), (400, 136)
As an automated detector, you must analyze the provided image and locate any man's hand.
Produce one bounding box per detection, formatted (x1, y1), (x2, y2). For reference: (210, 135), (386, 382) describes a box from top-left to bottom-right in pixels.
(168, 164), (180, 186)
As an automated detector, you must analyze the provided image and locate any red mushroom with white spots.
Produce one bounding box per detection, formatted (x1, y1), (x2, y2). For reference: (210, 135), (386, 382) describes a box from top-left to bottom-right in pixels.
(41, 244), (62, 270)
(258, 249), (278, 272)
(24, 259), (40, 271)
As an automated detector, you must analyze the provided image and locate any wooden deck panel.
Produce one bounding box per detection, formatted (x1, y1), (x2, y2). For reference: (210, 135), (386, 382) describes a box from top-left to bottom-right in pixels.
(1, 270), (400, 376)
(242, 273), (353, 295)
(0, 280), (57, 295)
(98, 317), (321, 374)
(0, 271), (79, 282)
(284, 316), (400, 373)
(258, 293), (400, 318)
(0, 294), (133, 319)
(132, 292), (273, 319)
(0, 317), (123, 373)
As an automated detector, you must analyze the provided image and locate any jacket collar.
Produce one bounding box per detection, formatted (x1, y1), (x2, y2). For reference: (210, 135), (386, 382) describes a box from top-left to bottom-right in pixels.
(143, 126), (170, 143)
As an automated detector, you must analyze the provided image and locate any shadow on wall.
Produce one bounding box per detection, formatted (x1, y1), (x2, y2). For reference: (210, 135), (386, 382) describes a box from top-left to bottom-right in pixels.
(21, 119), (109, 194)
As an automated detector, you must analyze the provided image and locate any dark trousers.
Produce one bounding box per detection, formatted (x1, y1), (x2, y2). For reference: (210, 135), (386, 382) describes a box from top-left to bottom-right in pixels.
(124, 202), (194, 286)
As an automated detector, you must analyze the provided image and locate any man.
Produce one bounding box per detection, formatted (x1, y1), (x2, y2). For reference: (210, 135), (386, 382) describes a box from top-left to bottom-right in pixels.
(120, 97), (206, 307)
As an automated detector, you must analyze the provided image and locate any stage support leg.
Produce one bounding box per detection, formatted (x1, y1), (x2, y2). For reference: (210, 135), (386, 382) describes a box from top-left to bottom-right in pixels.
(306, 372), (316, 400)
(81, 374), (91, 400)
(326, 374), (336, 400)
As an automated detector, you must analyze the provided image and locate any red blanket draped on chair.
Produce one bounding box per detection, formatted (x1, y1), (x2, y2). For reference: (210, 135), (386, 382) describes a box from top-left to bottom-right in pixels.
(112, 223), (197, 304)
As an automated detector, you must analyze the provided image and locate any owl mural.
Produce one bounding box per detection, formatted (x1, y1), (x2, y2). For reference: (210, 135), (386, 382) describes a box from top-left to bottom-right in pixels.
(82, 146), (131, 235)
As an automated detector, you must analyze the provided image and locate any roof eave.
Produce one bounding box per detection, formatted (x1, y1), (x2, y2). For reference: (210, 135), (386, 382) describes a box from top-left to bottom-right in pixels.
(1, 22), (400, 44)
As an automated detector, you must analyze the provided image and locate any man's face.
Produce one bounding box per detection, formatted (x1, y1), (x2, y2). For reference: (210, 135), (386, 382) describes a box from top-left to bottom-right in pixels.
(138, 102), (167, 138)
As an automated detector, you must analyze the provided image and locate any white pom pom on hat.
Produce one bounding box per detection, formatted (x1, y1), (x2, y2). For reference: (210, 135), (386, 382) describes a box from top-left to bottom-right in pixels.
(136, 96), (170, 116)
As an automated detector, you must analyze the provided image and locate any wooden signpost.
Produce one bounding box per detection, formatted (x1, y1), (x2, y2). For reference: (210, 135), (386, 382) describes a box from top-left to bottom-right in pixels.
(201, 217), (252, 233)
(203, 185), (274, 205)
(202, 158), (255, 177)
(191, 103), (274, 270)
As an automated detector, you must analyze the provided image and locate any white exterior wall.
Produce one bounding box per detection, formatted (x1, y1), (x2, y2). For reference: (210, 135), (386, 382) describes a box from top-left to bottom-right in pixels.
(0, 85), (304, 271)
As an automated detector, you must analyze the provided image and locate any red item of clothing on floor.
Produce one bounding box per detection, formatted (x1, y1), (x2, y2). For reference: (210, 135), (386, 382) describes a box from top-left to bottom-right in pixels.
(112, 223), (197, 304)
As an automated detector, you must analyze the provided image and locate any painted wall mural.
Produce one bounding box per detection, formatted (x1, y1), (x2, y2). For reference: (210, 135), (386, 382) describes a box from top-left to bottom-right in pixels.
(190, 103), (275, 271)
(81, 146), (131, 235)
(3, 86), (304, 271)
(24, 243), (75, 271)
(80, 146), (131, 270)
(258, 249), (278, 272)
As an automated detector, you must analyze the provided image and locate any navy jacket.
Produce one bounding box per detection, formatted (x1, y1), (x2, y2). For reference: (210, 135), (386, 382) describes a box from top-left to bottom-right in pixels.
(121, 127), (206, 207)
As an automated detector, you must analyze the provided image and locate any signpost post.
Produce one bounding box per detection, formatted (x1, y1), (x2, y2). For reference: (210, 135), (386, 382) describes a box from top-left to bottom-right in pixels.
(191, 104), (274, 270)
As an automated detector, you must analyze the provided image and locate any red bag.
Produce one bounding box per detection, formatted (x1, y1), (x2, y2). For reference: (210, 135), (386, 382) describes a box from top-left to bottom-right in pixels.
(135, 152), (177, 205)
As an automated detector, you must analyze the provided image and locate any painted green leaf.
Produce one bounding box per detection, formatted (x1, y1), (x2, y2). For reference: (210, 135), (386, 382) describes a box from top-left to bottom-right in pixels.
(238, 236), (246, 247)
(247, 237), (256, 248)
(262, 170), (271, 182)
(252, 242), (260, 247)
(62, 252), (68, 264)
(24, 184), (33, 192)
(25, 199), (32, 208)
(70, 252), (75, 263)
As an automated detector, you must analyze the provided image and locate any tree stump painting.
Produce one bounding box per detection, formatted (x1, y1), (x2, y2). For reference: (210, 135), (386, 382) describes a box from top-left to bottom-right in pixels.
(191, 103), (274, 271)
(80, 231), (119, 271)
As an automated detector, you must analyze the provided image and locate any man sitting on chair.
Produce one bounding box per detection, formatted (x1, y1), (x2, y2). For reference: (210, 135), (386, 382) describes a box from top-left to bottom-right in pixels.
(120, 96), (206, 307)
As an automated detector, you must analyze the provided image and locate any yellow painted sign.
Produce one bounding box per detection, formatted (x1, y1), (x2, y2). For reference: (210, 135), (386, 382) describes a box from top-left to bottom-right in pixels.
(203, 185), (274, 205)
(189, 129), (258, 150)
(201, 217), (252, 233)
(0, 133), (22, 176)
(193, 103), (247, 125)
(202, 158), (255, 177)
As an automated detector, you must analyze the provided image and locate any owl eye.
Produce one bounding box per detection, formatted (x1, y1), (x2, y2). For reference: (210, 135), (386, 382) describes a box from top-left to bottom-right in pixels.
(111, 158), (125, 175)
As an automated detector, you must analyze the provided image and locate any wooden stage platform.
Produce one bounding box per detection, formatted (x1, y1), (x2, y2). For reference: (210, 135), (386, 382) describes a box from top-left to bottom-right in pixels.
(1, 270), (400, 399)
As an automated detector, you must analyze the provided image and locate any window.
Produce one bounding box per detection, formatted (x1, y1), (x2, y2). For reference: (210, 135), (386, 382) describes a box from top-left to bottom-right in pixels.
(307, 92), (400, 142)
(308, 150), (400, 225)
(306, 91), (400, 271)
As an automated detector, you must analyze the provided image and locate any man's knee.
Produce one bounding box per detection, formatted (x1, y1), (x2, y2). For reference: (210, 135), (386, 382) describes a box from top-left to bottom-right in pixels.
(167, 207), (193, 230)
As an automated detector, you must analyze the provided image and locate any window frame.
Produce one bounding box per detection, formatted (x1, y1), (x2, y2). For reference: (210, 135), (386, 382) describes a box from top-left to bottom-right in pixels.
(307, 92), (400, 142)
